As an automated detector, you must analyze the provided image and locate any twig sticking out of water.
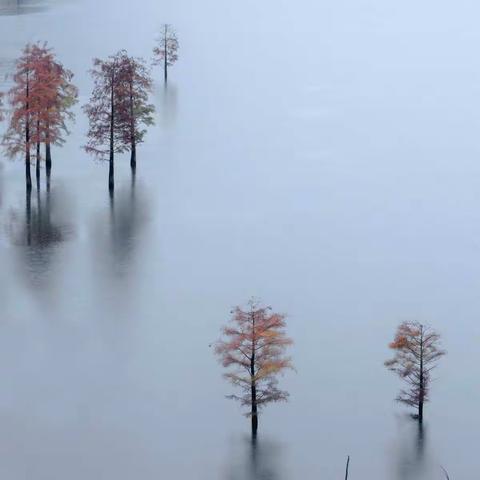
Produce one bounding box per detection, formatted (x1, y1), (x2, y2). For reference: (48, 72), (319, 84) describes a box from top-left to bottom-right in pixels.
(344, 456), (350, 480)
(440, 466), (450, 480)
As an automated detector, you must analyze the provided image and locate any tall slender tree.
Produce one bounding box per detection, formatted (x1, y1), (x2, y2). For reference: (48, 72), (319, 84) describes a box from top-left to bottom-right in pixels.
(385, 322), (446, 423)
(116, 51), (155, 171)
(153, 24), (179, 82)
(84, 54), (126, 191)
(215, 299), (293, 437)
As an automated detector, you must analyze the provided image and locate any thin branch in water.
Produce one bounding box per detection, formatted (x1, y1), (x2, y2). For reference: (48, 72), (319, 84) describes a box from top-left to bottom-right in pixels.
(344, 455), (350, 480)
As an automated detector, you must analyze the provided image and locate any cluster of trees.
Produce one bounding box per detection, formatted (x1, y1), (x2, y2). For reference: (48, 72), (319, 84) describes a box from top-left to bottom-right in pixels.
(0, 43), (78, 191)
(83, 51), (155, 191)
(0, 25), (179, 192)
(215, 302), (445, 438)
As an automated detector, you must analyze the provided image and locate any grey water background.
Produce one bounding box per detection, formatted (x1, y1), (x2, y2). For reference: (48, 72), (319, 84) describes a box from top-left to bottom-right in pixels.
(0, 0), (479, 478)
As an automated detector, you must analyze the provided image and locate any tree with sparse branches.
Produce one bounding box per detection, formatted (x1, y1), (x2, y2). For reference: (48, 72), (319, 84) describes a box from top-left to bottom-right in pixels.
(153, 24), (179, 82)
(115, 51), (155, 171)
(215, 299), (293, 437)
(84, 51), (154, 190)
(385, 322), (446, 423)
(84, 53), (126, 191)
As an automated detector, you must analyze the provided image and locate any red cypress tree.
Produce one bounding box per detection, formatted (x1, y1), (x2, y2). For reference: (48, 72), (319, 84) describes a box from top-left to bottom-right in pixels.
(2, 43), (46, 191)
(1, 43), (77, 190)
(385, 322), (446, 423)
(215, 299), (293, 437)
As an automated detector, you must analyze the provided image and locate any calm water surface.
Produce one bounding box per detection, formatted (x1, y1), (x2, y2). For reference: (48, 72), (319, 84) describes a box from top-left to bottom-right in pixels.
(0, 0), (479, 478)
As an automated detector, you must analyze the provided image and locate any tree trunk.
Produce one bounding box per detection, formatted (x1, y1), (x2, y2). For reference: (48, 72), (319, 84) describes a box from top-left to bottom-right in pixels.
(45, 126), (52, 175)
(25, 73), (31, 192)
(130, 141), (136, 170)
(109, 70), (115, 192)
(164, 27), (168, 83)
(36, 137), (40, 189)
(418, 325), (424, 424)
(25, 188), (32, 246)
(129, 84), (136, 171)
(25, 152), (32, 192)
(251, 384), (258, 437)
(250, 320), (258, 438)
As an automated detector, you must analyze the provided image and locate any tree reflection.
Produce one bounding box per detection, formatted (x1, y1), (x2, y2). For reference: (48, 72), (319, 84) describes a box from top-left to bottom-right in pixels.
(0, 0), (49, 16)
(105, 170), (148, 278)
(226, 436), (284, 480)
(6, 182), (72, 281)
(394, 421), (437, 480)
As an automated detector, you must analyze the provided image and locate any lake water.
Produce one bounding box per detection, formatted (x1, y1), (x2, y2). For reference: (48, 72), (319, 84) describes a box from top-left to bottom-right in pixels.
(0, 0), (479, 478)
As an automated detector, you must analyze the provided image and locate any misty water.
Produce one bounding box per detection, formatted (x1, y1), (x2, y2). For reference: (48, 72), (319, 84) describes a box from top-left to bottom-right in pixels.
(0, 0), (479, 478)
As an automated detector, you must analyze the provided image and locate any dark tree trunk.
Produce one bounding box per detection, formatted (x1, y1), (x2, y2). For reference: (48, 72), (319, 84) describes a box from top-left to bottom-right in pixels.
(45, 126), (52, 175)
(251, 385), (258, 437)
(25, 73), (32, 192)
(109, 70), (115, 192)
(164, 30), (168, 83)
(109, 157), (114, 192)
(418, 326), (424, 424)
(25, 188), (32, 246)
(46, 166), (51, 193)
(250, 331), (258, 437)
(25, 152), (32, 192)
(36, 137), (40, 189)
(130, 143), (136, 170)
(129, 85), (136, 171)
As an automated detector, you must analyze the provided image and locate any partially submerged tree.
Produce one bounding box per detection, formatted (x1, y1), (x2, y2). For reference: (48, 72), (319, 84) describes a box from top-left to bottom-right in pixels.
(153, 24), (179, 82)
(2, 43), (45, 191)
(84, 51), (154, 190)
(40, 53), (78, 179)
(84, 54), (126, 191)
(1, 43), (77, 190)
(215, 299), (293, 437)
(385, 322), (446, 423)
(116, 52), (154, 171)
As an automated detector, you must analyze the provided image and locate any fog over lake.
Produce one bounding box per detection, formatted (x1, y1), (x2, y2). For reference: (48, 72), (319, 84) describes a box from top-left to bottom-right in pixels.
(0, 0), (479, 479)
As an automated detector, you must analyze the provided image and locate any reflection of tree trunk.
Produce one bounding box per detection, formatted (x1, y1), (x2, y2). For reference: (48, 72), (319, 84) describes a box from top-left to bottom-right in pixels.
(131, 168), (136, 199)
(46, 166), (51, 193)
(249, 436), (258, 477)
